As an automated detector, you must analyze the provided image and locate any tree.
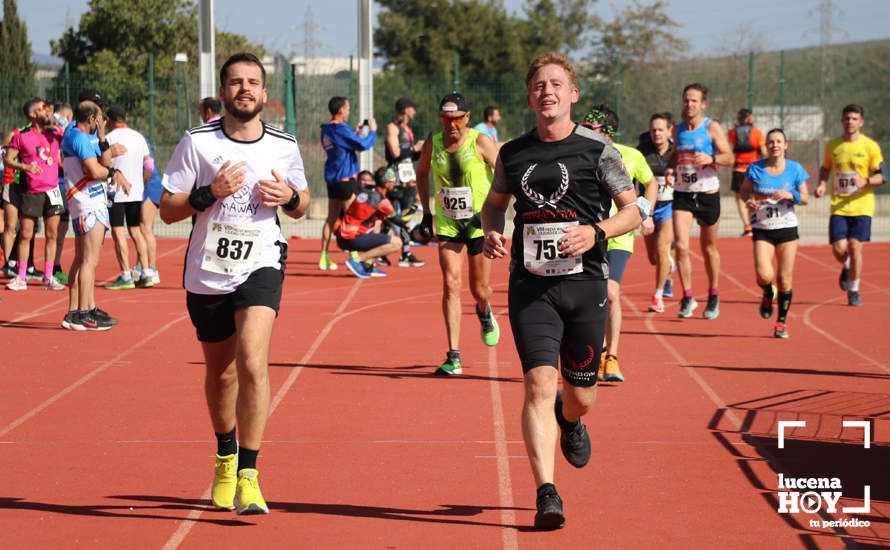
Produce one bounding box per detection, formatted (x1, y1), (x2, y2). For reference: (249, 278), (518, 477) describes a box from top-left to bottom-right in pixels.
(375, 0), (526, 76)
(50, 0), (264, 103)
(0, 0), (36, 102)
(588, 0), (687, 73)
(521, 0), (595, 57)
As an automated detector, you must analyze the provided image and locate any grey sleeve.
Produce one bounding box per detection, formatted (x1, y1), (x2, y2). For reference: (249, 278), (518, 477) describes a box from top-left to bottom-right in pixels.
(597, 141), (634, 196)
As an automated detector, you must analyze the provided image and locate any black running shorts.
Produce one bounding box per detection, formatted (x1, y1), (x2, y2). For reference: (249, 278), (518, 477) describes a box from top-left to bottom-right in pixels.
(326, 177), (358, 201)
(508, 275), (607, 387)
(109, 201), (141, 227)
(186, 265), (285, 343)
(752, 226), (798, 245)
(672, 191), (721, 227)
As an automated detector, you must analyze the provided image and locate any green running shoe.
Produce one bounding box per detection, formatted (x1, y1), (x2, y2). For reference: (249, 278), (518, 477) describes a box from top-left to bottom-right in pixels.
(477, 305), (500, 346)
(435, 351), (462, 376)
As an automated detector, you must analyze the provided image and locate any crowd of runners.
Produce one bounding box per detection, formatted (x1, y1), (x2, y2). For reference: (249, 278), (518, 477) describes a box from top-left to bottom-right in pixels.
(1, 50), (884, 528)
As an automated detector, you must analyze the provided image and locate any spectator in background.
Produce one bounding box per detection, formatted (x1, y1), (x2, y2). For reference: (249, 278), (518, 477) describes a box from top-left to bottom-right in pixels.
(50, 102), (74, 284)
(337, 169), (404, 278)
(3, 97), (65, 290)
(473, 105), (501, 145)
(61, 100), (131, 330)
(104, 105), (154, 289)
(318, 96), (377, 271)
(136, 147), (163, 285)
(384, 97), (425, 268)
(729, 108), (767, 237)
(199, 97), (222, 123)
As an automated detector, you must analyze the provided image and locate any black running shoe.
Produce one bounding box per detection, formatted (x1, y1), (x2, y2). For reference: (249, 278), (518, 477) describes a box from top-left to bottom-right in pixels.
(376, 256), (391, 267)
(555, 391), (591, 468)
(839, 267), (850, 291)
(79, 311), (113, 331)
(91, 307), (119, 325)
(534, 491), (565, 530)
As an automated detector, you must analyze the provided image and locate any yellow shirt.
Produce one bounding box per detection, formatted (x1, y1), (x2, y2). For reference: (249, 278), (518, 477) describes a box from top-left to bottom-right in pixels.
(822, 134), (883, 217)
(608, 143), (654, 253)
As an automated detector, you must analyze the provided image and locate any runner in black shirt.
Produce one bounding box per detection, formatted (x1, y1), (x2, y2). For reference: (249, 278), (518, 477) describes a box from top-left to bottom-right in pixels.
(482, 52), (642, 531)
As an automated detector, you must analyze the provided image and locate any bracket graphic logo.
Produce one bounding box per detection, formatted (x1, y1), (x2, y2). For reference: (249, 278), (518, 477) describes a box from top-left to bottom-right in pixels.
(775, 420), (871, 516)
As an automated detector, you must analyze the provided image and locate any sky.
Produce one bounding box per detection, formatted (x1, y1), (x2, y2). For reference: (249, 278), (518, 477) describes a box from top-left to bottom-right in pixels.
(13, 0), (890, 61)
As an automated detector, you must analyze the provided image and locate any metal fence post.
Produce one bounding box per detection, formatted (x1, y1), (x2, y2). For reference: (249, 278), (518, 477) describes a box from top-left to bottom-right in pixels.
(148, 53), (156, 148)
(453, 53), (460, 91)
(64, 62), (71, 105)
(747, 52), (754, 110)
(285, 62), (296, 134)
(779, 50), (785, 128)
(614, 50), (622, 142)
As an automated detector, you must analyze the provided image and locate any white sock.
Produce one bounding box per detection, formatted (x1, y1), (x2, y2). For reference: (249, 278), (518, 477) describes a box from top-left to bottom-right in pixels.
(844, 257), (851, 269)
(122, 270), (132, 280)
(654, 288), (664, 299)
(849, 279), (860, 292)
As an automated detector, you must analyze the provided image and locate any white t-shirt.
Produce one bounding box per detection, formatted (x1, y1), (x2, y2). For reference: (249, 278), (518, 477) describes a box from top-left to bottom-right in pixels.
(107, 127), (151, 203)
(163, 120), (308, 294)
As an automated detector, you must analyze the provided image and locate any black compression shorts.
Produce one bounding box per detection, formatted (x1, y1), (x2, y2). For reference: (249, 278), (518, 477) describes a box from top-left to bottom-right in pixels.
(508, 275), (607, 387)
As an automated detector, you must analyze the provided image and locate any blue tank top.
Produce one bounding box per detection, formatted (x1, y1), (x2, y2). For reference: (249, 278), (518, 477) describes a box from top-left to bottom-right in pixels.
(674, 117), (719, 192)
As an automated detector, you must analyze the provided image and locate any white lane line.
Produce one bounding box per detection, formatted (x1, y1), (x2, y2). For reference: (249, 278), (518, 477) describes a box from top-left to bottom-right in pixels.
(162, 279), (363, 550)
(687, 249), (890, 374)
(0, 315), (187, 439)
(488, 340), (518, 550)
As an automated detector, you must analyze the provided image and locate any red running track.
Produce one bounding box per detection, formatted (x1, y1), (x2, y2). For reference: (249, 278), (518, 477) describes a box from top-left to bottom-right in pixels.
(0, 236), (887, 549)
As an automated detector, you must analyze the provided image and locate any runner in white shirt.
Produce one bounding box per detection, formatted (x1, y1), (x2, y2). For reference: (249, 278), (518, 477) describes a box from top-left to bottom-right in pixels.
(105, 105), (153, 289)
(160, 53), (310, 516)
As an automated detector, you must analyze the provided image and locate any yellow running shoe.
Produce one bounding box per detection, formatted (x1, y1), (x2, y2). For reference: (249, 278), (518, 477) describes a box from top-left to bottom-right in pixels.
(234, 468), (269, 515)
(603, 354), (625, 382)
(597, 352), (606, 381)
(211, 453), (237, 510)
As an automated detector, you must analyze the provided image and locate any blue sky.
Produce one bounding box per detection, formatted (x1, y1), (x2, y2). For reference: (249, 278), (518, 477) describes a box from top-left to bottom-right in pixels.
(15, 0), (890, 59)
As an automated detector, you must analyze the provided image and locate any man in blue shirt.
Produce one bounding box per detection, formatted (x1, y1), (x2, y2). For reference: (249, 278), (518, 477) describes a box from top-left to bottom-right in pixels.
(318, 96), (377, 270)
(473, 105), (501, 145)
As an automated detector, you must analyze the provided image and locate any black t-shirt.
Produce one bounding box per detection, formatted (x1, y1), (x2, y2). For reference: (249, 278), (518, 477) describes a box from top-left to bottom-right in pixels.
(498, 124), (633, 280)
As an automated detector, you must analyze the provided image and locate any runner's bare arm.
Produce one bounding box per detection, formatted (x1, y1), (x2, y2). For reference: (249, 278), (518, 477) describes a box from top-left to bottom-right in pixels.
(475, 133), (499, 169)
(258, 169), (310, 219)
(415, 138), (434, 216)
(160, 160), (247, 223)
(482, 157), (510, 259)
(384, 122), (400, 160)
(707, 120), (734, 166)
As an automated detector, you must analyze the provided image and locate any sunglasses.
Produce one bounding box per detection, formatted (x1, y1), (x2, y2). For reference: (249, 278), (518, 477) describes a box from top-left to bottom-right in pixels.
(440, 113), (468, 125)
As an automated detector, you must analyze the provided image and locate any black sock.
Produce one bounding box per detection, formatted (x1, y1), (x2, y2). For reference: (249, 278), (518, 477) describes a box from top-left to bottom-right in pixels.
(777, 290), (792, 323)
(760, 283), (773, 296)
(475, 304), (491, 318)
(537, 483), (557, 498)
(554, 398), (580, 431)
(215, 427), (237, 456)
(238, 447), (259, 471)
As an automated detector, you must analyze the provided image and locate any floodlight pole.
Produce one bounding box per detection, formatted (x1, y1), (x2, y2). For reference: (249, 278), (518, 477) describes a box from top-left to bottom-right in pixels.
(199, 0), (216, 100)
(358, 0), (374, 170)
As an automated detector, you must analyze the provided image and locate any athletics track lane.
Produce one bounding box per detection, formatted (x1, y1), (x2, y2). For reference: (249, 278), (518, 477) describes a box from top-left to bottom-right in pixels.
(0, 237), (886, 548)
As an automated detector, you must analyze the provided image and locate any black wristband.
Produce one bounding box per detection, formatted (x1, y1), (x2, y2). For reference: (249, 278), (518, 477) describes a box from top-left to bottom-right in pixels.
(282, 190), (301, 211)
(106, 167), (118, 179)
(593, 224), (606, 242)
(99, 139), (110, 153)
(188, 185), (217, 212)
(421, 213), (433, 228)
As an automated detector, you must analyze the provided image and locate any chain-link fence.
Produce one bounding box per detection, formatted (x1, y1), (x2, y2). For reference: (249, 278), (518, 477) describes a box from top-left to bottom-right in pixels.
(4, 40), (887, 238)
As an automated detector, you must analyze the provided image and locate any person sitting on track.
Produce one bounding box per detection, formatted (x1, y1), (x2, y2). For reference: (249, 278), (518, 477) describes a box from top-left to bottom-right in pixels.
(740, 128), (809, 338)
(337, 169), (404, 279)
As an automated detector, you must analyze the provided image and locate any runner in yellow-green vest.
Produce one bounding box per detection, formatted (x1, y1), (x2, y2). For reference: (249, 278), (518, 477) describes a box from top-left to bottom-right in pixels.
(416, 92), (500, 376)
(582, 105), (655, 383)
